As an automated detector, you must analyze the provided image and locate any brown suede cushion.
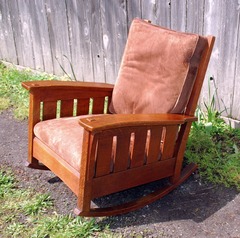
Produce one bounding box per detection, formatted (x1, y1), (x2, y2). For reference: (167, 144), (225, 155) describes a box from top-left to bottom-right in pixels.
(34, 115), (101, 171)
(109, 18), (208, 114)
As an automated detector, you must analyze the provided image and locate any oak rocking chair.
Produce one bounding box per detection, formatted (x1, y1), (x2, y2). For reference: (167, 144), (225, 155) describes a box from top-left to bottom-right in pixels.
(22, 19), (215, 216)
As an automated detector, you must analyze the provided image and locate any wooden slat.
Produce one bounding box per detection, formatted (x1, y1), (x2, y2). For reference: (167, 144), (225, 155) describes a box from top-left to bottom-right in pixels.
(114, 133), (131, 172)
(45, 0), (71, 76)
(130, 128), (148, 168)
(170, 0), (187, 31)
(95, 136), (113, 177)
(33, 0), (53, 73)
(146, 126), (163, 164)
(42, 101), (57, 120)
(161, 125), (179, 160)
(60, 99), (74, 117)
(77, 99), (90, 115)
(92, 97), (105, 114)
(100, 0), (127, 84)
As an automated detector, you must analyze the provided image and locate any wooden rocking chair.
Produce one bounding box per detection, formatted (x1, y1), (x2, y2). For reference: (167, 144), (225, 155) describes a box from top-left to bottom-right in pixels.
(22, 19), (215, 216)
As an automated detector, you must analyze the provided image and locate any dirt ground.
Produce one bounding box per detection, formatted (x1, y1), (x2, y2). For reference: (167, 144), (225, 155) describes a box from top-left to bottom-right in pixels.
(0, 110), (239, 238)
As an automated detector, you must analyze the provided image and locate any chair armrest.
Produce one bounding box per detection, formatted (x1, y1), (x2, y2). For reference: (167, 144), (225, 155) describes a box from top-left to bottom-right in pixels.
(79, 114), (197, 132)
(22, 80), (114, 93)
(22, 80), (114, 102)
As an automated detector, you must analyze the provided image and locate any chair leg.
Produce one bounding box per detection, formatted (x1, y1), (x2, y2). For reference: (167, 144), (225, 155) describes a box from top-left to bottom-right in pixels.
(26, 159), (50, 170)
(74, 163), (198, 217)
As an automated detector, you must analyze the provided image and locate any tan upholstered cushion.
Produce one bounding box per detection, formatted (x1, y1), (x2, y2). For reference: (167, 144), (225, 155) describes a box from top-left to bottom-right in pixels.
(109, 18), (208, 114)
(34, 115), (99, 171)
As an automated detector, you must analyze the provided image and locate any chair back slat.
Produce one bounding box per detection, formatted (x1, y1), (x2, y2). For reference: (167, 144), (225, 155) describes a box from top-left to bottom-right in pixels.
(42, 101), (57, 120)
(60, 99), (74, 117)
(92, 97), (105, 114)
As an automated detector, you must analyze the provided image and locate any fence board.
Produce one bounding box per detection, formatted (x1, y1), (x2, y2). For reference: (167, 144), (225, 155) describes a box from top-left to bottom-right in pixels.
(186, 0), (204, 34)
(34, 0), (53, 73)
(45, 0), (71, 76)
(87, 0), (105, 83)
(18, 0), (35, 68)
(100, 0), (127, 84)
(170, 0), (187, 31)
(0, 0), (17, 64)
(203, 0), (238, 118)
(8, 0), (24, 65)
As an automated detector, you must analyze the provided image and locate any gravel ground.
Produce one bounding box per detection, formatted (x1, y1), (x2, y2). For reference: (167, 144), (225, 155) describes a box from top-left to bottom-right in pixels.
(0, 110), (239, 238)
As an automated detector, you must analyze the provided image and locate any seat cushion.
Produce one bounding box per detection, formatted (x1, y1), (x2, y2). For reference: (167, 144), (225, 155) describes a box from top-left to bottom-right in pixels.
(34, 115), (100, 171)
(109, 18), (208, 114)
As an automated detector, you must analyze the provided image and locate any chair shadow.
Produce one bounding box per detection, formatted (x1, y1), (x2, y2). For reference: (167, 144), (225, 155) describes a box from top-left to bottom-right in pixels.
(47, 175), (238, 228)
(92, 176), (238, 228)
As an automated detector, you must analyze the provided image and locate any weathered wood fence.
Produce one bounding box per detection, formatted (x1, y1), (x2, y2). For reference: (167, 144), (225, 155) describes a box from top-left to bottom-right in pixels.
(0, 0), (240, 119)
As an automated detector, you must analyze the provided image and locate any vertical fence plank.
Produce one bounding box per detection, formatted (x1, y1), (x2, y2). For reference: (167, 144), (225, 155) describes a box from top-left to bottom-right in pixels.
(202, 0), (239, 117)
(34, 0), (53, 73)
(8, 0), (24, 65)
(170, 0), (187, 31)
(227, 1), (240, 120)
(28, 0), (44, 71)
(0, 0), (18, 64)
(141, 0), (171, 27)
(127, 0), (142, 29)
(88, 0), (106, 83)
(186, 0), (204, 34)
(45, 0), (71, 76)
(66, 0), (94, 82)
(100, 0), (128, 84)
(17, 0), (35, 68)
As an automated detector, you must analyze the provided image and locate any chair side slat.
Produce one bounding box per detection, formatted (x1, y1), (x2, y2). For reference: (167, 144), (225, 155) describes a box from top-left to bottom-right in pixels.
(147, 126), (163, 164)
(95, 136), (113, 177)
(161, 125), (179, 160)
(114, 133), (131, 172)
(130, 128), (148, 168)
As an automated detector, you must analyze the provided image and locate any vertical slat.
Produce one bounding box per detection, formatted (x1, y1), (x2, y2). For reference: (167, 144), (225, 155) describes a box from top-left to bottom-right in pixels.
(170, 0), (187, 31)
(45, 0), (71, 76)
(146, 126), (163, 164)
(42, 101), (57, 120)
(92, 97), (105, 114)
(95, 136), (113, 177)
(100, 0), (128, 84)
(114, 133), (131, 172)
(161, 125), (179, 160)
(60, 99), (74, 117)
(77, 99), (90, 115)
(130, 128), (147, 168)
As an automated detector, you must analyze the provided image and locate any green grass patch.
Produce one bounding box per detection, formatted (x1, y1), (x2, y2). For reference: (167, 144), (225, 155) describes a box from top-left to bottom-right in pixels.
(0, 168), (109, 238)
(0, 62), (57, 120)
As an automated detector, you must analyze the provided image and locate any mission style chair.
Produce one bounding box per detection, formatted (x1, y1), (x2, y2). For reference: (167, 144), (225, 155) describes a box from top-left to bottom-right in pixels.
(22, 19), (215, 216)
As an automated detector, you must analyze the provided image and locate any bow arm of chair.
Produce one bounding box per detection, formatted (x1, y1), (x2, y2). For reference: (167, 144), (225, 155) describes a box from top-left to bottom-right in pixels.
(22, 80), (114, 95)
(79, 114), (197, 132)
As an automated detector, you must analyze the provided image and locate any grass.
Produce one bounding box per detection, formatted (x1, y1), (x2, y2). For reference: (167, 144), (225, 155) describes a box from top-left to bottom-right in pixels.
(0, 62), (58, 120)
(185, 78), (240, 190)
(0, 169), (112, 238)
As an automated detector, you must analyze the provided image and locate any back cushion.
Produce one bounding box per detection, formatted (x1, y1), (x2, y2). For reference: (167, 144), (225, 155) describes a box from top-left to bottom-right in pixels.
(109, 18), (208, 114)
